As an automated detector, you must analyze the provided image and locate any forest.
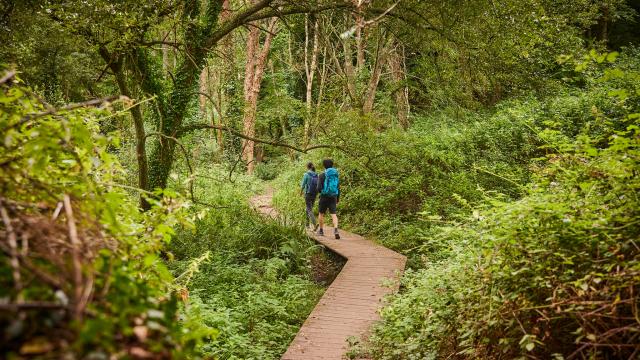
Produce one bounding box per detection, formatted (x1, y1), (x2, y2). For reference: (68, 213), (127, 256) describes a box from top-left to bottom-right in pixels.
(1, 0), (639, 359)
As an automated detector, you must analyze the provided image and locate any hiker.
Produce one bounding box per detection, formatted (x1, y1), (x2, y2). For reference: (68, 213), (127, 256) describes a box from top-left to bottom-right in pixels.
(316, 159), (340, 239)
(300, 162), (319, 230)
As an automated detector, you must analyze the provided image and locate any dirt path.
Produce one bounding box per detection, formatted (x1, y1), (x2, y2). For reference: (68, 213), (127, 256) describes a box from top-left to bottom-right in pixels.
(250, 191), (406, 360)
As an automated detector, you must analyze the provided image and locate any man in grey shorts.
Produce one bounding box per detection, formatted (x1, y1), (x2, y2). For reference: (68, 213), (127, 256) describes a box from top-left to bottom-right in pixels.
(316, 159), (340, 239)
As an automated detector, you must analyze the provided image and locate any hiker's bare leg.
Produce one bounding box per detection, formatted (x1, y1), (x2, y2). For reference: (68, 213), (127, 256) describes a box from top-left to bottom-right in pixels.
(318, 213), (324, 230)
(331, 214), (338, 229)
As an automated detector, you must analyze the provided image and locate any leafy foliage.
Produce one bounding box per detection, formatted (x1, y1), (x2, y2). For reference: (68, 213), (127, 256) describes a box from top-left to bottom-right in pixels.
(368, 53), (640, 359)
(3, 0), (640, 358)
(0, 74), (208, 358)
(274, 104), (539, 267)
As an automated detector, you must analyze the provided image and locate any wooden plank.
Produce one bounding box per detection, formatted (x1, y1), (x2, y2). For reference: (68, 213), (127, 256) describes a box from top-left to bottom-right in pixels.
(250, 191), (406, 360)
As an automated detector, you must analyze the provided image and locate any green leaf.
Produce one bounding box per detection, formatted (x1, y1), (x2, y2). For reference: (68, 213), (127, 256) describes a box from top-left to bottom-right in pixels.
(606, 52), (618, 63)
(143, 254), (157, 267)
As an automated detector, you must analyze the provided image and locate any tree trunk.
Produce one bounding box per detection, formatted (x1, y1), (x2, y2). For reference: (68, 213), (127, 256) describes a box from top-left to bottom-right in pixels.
(98, 48), (149, 207)
(388, 43), (409, 129)
(147, 2), (224, 193)
(353, 0), (366, 71)
(255, 144), (264, 163)
(115, 73), (149, 195)
(600, 4), (609, 44)
(303, 15), (319, 147)
(208, 69), (224, 154)
(242, 17), (277, 174)
(241, 24), (259, 174)
(215, 0), (232, 155)
(147, 55), (207, 190)
(315, 45), (328, 128)
(362, 35), (388, 114)
(199, 65), (209, 116)
(342, 38), (359, 107)
(213, 71), (224, 154)
(162, 30), (171, 73)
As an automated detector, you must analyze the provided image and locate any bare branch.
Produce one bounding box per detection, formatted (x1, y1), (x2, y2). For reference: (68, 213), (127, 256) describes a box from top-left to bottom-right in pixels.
(244, 2), (352, 24)
(363, 1), (399, 27)
(178, 123), (343, 154)
(137, 40), (185, 49)
(0, 302), (67, 311)
(14, 95), (124, 130)
(0, 70), (16, 85)
(0, 200), (22, 302)
(206, 0), (274, 48)
(0, 232), (64, 289)
(63, 194), (84, 321)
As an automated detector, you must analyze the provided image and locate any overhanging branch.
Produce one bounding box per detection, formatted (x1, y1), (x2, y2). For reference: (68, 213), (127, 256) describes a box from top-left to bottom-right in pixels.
(244, 2), (352, 23)
(13, 95), (124, 131)
(206, 0), (273, 47)
(206, 1), (352, 47)
(178, 123), (344, 154)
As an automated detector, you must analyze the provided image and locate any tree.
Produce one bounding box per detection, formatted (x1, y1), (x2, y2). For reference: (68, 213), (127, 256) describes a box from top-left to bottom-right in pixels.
(37, 0), (349, 205)
(242, 17), (278, 174)
(303, 14), (320, 147)
(387, 41), (409, 129)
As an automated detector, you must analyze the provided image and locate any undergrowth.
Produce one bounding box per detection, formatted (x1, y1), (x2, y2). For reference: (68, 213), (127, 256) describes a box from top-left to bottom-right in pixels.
(167, 168), (325, 359)
(367, 51), (640, 359)
(271, 49), (640, 359)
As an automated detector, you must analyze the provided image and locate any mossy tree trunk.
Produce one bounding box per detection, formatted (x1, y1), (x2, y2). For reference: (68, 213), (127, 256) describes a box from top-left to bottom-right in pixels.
(136, 1), (224, 196)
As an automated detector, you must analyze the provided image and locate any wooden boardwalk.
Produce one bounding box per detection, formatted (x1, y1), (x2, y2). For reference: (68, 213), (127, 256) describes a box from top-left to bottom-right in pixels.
(251, 191), (406, 359)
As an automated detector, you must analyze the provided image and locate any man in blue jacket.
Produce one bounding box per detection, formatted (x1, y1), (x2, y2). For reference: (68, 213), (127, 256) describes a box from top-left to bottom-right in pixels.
(316, 159), (340, 239)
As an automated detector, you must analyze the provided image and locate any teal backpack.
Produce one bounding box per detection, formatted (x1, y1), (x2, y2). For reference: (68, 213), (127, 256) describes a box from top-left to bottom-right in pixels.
(321, 168), (339, 196)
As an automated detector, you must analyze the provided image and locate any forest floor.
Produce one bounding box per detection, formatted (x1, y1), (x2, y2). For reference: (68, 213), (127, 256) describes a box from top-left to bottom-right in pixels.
(251, 190), (407, 359)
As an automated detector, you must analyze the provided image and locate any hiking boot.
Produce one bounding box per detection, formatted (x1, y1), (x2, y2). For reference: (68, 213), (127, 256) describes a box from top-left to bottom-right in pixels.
(334, 228), (340, 240)
(317, 228), (324, 236)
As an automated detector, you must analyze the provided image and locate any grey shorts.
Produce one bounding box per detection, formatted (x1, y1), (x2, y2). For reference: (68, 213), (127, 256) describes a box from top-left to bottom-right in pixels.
(318, 196), (337, 214)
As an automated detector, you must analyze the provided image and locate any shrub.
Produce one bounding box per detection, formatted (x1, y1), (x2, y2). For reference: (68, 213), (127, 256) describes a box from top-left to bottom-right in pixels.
(370, 51), (640, 359)
(273, 105), (540, 266)
(0, 73), (207, 358)
(254, 160), (281, 180)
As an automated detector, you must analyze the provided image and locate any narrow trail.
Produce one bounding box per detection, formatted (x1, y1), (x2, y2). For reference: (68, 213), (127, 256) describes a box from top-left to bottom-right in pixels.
(251, 190), (406, 360)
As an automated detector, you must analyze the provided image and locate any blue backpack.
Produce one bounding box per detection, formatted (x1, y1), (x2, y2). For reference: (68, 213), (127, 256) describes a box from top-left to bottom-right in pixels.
(308, 172), (319, 195)
(321, 168), (339, 196)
